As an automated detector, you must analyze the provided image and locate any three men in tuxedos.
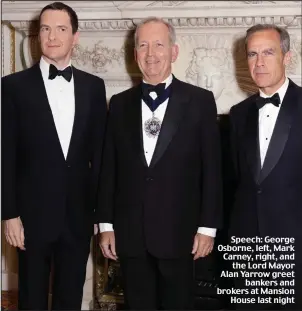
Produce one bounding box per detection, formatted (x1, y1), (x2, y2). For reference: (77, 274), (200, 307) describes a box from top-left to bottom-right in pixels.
(97, 17), (223, 310)
(229, 24), (302, 309)
(2, 2), (107, 309)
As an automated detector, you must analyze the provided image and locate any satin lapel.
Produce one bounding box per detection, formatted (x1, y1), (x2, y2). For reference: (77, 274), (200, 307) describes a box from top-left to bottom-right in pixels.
(244, 101), (261, 183)
(259, 80), (298, 183)
(31, 63), (66, 161)
(126, 83), (148, 167)
(149, 78), (186, 168)
(66, 67), (90, 163)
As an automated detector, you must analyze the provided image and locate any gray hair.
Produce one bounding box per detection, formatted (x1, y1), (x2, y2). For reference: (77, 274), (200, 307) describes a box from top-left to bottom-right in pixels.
(245, 24), (290, 55)
(134, 17), (176, 48)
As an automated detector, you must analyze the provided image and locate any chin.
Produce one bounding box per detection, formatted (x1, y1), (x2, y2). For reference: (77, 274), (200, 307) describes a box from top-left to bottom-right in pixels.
(254, 77), (269, 86)
(47, 53), (63, 61)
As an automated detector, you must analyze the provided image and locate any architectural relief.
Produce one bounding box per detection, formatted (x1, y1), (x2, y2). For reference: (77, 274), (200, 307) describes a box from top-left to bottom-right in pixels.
(164, 16), (301, 28)
(186, 48), (230, 99)
(287, 36), (302, 75)
(78, 20), (135, 31)
(72, 41), (125, 74)
(180, 34), (249, 114)
(2, 23), (4, 76)
(71, 37), (141, 86)
(148, 1), (187, 6)
(242, 1), (276, 3)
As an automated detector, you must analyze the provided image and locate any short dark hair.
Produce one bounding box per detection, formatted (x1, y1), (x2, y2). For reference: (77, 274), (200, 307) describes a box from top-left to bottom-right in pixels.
(39, 2), (78, 34)
(245, 24), (290, 55)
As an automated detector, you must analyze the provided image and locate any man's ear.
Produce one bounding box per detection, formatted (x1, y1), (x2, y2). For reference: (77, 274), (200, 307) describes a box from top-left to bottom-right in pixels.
(171, 44), (179, 63)
(283, 50), (291, 67)
(72, 31), (80, 47)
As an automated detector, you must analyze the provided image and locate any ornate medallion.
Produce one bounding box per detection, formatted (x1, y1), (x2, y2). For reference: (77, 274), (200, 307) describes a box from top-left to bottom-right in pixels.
(144, 116), (161, 138)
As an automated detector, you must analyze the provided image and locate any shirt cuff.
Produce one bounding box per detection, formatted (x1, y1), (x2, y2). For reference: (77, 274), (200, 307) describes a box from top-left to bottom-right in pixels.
(197, 227), (216, 237)
(99, 223), (114, 233)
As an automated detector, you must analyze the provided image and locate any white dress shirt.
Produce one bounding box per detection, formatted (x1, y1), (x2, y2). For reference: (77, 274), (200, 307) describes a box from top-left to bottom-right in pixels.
(39, 57), (75, 159)
(100, 74), (216, 237)
(258, 78), (289, 166)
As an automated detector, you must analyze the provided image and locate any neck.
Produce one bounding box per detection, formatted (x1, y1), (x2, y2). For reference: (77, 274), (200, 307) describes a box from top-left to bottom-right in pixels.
(260, 76), (286, 96)
(42, 55), (71, 70)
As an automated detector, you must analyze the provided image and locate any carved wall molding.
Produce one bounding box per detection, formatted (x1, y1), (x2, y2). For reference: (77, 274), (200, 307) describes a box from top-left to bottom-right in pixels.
(163, 16), (302, 28)
(9, 15), (302, 34)
(3, 1), (301, 20)
(1, 23), (4, 77)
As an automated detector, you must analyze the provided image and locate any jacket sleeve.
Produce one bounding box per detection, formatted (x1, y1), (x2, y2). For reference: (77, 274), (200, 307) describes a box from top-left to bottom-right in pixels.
(198, 91), (223, 229)
(2, 77), (19, 220)
(95, 95), (117, 224)
(91, 78), (108, 216)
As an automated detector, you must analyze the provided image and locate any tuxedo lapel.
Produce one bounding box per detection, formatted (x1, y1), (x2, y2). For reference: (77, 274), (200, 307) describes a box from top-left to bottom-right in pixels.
(126, 84), (148, 167)
(149, 78), (186, 168)
(66, 67), (90, 163)
(31, 63), (66, 161)
(244, 100), (261, 183)
(259, 80), (298, 183)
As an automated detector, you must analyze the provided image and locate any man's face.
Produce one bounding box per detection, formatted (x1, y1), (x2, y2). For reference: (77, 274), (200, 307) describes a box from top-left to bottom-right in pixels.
(246, 29), (290, 95)
(39, 9), (79, 66)
(135, 21), (179, 84)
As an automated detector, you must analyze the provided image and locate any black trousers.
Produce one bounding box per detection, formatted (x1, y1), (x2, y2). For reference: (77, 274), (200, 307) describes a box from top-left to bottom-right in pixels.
(119, 252), (194, 310)
(18, 225), (91, 310)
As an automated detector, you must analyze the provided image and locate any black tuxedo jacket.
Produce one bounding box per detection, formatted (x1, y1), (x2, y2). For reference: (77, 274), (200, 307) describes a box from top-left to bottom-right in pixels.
(96, 77), (223, 258)
(2, 63), (107, 243)
(229, 79), (302, 240)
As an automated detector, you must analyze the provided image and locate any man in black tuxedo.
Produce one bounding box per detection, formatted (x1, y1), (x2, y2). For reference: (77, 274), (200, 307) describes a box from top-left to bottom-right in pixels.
(96, 17), (222, 310)
(2, 2), (107, 309)
(229, 24), (302, 309)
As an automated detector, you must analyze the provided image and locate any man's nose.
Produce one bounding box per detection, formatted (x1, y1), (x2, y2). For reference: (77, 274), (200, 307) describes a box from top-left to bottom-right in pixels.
(147, 45), (154, 56)
(256, 54), (264, 67)
(48, 29), (56, 41)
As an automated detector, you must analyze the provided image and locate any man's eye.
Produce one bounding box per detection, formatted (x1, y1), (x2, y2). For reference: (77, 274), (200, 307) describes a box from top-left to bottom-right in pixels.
(264, 50), (273, 56)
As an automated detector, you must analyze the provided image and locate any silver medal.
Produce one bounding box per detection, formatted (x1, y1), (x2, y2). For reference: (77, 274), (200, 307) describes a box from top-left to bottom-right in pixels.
(144, 115), (161, 138)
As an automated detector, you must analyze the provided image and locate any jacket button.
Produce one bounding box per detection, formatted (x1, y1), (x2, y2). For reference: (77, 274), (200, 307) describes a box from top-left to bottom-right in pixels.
(67, 165), (71, 168)
(257, 188), (262, 194)
(88, 161), (92, 169)
(146, 177), (153, 182)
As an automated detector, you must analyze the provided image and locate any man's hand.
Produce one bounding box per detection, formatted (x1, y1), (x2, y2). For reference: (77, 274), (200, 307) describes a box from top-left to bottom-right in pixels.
(192, 233), (214, 260)
(99, 231), (117, 261)
(4, 217), (26, 250)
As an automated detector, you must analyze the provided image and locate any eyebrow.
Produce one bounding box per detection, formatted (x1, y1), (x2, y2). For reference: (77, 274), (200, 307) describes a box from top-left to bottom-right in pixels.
(40, 24), (49, 29)
(264, 48), (275, 53)
(39, 24), (68, 29)
(248, 47), (275, 53)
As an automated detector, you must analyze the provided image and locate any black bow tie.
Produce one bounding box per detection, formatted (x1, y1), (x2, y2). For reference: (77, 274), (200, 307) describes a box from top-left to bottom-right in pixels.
(141, 82), (172, 113)
(142, 83), (166, 98)
(48, 64), (72, 82)
(256, 93), (280, 109)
